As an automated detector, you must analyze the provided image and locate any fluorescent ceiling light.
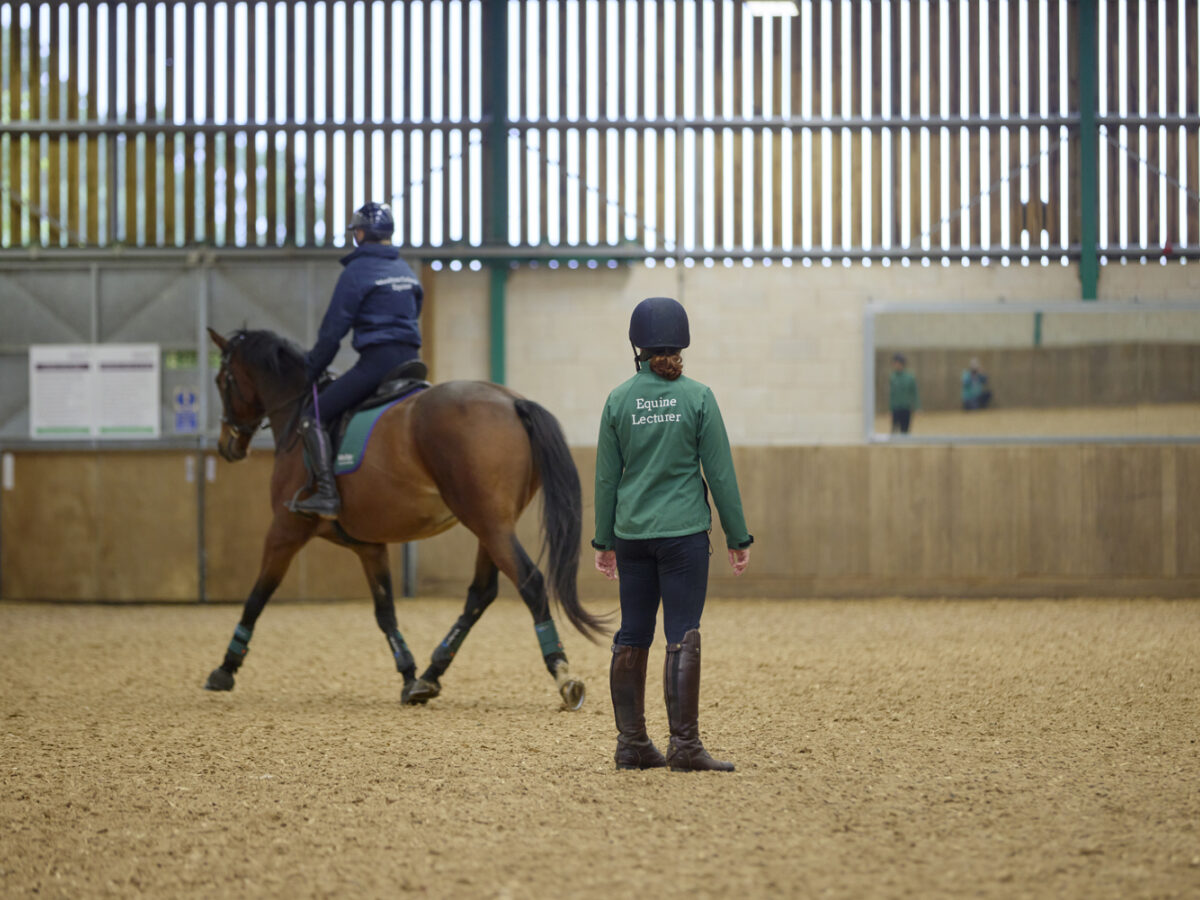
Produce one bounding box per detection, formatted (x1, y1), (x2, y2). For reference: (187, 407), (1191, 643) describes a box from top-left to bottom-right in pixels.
(746, 1), (800, 16)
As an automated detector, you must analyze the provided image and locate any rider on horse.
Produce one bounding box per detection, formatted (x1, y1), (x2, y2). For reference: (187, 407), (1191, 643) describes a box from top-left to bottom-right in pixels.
(294, 201), (423, 519)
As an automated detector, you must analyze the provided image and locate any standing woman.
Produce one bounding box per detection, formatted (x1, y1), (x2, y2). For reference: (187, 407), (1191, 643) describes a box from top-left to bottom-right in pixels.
(592, 297), (753, 773)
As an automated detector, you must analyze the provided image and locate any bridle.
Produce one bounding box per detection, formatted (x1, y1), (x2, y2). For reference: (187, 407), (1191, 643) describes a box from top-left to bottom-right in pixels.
(217, 335), (307, 441)
(218, 336), (268, 439)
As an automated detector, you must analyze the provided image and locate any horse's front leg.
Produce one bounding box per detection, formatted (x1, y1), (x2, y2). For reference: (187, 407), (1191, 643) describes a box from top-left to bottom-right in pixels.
(350, 541), (419, 700)
(204, 515), (313, 691)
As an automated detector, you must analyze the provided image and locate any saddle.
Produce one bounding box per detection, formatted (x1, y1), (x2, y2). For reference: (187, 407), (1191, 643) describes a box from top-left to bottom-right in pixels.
(289, 361), (430, 522)
(326, 359), (431, 477)
(325, 359), (430, 444)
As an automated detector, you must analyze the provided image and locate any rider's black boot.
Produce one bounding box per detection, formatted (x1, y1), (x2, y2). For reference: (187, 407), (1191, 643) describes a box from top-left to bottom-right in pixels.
(292, 415), (341, 519)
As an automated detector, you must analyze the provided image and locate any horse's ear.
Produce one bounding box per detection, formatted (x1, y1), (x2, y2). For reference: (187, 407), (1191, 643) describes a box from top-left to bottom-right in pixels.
(207, 327), (228, 351)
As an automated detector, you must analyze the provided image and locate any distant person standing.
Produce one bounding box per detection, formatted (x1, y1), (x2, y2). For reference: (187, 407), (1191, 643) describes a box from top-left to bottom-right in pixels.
(961, 358), (993, 411)
(888, 353), (919, 434)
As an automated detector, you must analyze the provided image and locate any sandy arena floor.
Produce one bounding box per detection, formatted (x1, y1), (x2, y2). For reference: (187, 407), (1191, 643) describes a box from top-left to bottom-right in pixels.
(1, 597), (1198, 899)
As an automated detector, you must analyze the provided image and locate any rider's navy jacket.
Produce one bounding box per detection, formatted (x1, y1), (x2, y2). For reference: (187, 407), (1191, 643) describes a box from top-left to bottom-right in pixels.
(304, 243), (423, 381)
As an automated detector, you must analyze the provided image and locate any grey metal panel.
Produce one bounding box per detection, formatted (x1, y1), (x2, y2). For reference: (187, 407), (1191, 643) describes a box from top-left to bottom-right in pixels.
(0, 353), (29, 438)
(208, 263), (320, 343)
(0, 269), (94, 343)
(0, 257), (349, 443)
(97, 267), (200, 344)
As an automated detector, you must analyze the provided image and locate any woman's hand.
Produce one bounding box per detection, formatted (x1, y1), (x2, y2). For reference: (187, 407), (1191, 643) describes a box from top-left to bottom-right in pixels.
(728, 547), (750, 576)
(594, 550), (618, 581)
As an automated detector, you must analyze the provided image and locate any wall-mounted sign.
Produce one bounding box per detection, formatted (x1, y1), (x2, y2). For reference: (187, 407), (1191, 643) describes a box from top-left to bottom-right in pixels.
(173, 387), (199, 434)
(29, 344), (161, 439)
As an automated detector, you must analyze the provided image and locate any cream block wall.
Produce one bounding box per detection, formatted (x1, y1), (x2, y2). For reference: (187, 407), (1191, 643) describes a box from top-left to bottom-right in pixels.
(428, 270), (490, 382)
(425, 261), (1197, 446)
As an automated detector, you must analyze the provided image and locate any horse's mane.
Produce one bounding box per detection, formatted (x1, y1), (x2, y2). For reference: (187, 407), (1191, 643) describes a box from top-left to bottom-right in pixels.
(230, 329), (306, 382)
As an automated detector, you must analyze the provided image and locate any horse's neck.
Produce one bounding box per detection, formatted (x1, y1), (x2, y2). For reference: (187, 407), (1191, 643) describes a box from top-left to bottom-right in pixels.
(257, 373), (308, 450)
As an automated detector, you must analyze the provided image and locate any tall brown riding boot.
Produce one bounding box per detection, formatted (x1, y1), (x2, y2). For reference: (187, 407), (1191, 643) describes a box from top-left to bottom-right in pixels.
(664, 629), (734, 773)
(610, 644), (667, 771)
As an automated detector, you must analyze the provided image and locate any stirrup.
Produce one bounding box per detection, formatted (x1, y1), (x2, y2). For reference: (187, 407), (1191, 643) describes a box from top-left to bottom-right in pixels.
(289, 486), (340, 517)
(286, 482), (340, 519)
(285, 477), (316, 515)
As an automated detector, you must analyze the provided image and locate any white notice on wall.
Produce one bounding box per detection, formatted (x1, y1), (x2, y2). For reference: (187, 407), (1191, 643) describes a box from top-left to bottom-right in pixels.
(95, 345), (160, 438)
(29, 345), (94, 438)
(29, 344), (160, 439)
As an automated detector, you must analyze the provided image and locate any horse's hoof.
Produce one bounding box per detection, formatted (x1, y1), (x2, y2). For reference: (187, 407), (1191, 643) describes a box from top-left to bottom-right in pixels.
(204, 668), (235, 691)
(558, 678), (585, 711)
(553, 663), (585, 711)
(402, 677), (440, 705)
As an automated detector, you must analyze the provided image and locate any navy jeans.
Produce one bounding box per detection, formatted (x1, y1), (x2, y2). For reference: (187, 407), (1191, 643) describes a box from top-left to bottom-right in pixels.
(614, 531), (711, 648)
(313, 342), (420, 423)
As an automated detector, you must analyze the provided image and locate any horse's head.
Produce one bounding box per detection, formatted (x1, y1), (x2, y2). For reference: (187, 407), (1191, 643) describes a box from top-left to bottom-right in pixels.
(208, 328), (264, 462)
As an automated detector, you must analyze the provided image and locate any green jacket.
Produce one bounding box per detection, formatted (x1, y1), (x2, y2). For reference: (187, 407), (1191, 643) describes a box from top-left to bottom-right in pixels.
(889, 369), (919, 412)
(593, 369), (752, 550)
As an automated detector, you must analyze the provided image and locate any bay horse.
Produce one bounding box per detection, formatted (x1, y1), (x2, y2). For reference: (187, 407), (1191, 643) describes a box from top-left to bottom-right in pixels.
(203, 328), (605, 708)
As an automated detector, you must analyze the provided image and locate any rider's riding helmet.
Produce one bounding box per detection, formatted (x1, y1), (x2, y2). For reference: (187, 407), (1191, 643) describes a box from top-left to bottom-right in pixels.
(629, 296), (690, 351)
(347, 202), (395, 243)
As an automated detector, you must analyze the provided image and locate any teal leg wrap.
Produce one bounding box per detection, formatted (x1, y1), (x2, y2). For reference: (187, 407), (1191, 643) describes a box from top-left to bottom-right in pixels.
(535, 620), (564, 659)
(227, 624), (252, 659)
(220, 624), (253, 672)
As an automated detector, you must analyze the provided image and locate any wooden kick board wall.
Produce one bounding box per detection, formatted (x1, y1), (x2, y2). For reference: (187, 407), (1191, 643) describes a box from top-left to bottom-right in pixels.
(2, 446), (1197, 602)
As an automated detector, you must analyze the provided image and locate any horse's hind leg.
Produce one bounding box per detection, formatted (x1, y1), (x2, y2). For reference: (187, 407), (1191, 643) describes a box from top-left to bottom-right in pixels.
(204, 517), (311, 691)
(351, 542), (419, 701)
(507, 539), (586, 710)
(405, 544), (499, 705)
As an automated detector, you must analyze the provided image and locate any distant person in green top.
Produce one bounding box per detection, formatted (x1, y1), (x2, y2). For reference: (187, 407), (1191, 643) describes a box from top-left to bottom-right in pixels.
(592, 297), (753, 774)
(961, 357), (993, 410)
(888, 353), (919, 434)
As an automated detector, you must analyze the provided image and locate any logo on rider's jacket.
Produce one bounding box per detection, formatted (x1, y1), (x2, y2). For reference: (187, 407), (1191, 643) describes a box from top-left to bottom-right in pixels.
(631, 396), (682, 426)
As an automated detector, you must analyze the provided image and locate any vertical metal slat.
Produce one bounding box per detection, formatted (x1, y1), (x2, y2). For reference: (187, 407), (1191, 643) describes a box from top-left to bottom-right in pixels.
(1047, 0), (1062, 249)
(203, 3), (215, 244)
(305, 0), (316, 245)
(1163, 0), (1179, 250)
(48, 2), (62, 245)
(1125, 0), (1140, 252)
(163, 2), (175, 246)
(265, 2), (278, 245)
(183, 3), (195, 245)
(420, 0), (433, 246)
(27, 3), (41, 245)
(927, 0), (940, 254)
(145, 1), (159, 247)
(1137, 0), (1156, 250)
(247, 1), (258, 244)
(225, 1), (237, 246)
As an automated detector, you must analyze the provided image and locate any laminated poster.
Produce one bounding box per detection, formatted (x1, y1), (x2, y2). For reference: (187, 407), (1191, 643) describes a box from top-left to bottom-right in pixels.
(30, 344), (161, 439)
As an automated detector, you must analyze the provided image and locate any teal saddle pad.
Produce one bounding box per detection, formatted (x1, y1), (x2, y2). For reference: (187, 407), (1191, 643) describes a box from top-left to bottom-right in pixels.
(333, 385), (427, 475)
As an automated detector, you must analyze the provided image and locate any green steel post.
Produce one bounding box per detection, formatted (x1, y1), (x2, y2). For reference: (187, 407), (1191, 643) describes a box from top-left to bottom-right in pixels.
(1078, 0), (1099, 300)
(1033, 311), (1043, 347)
(489, 263), (507, 384)
(482, 0), (509, 383)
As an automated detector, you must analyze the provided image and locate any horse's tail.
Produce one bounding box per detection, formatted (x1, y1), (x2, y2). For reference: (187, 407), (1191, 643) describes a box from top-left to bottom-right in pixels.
(513, 398), (608, 642)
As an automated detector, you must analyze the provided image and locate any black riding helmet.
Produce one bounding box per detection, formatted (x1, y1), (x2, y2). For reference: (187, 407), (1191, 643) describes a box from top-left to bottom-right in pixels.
(629, 297), (690, 372)
(347, 201), (395, 243)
